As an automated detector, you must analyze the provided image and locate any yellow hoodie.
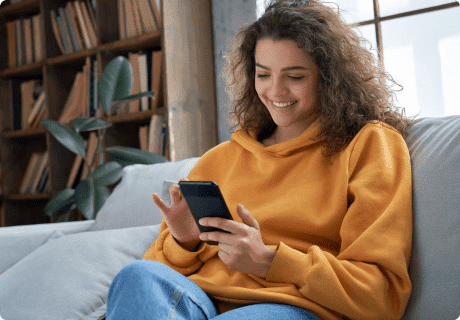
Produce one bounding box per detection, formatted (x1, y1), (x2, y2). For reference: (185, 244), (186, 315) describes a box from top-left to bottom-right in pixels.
(143, 119), (412, 320)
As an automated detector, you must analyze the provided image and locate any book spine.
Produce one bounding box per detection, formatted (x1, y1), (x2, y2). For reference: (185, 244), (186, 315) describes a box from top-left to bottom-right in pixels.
(56, 13), (71, 54)
(38, 166), (49, 193)
(12, 79), (23, 131)
(6, 21), (16, 68)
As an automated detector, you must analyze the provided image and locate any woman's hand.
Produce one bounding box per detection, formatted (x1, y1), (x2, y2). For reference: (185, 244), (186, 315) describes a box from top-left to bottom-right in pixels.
(151, 178), (201, 250)
(199, 204), (277, 278)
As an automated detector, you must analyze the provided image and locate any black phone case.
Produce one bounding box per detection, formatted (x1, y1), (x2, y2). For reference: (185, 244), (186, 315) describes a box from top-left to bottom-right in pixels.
(178, 181), (233, 245)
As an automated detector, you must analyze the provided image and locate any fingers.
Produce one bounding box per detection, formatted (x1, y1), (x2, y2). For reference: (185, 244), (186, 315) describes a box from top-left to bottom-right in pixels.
(151, 193), (168, 215)
(171, 178), (189, 203)
(237, 204), (260, 230)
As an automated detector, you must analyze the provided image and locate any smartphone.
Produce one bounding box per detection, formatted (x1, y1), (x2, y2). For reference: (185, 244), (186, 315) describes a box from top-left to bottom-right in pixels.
(178, 181), (233, 245)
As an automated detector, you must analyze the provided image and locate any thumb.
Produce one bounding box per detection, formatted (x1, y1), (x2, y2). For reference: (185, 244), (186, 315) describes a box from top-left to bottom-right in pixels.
(237, 204), (259, 230)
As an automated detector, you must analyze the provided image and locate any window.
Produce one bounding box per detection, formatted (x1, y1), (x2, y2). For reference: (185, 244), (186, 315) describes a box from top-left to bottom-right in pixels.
(256, 0), (460, 118)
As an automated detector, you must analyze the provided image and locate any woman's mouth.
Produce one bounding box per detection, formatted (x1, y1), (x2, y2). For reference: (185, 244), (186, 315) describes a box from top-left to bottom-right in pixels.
(272, 100), (297, 108)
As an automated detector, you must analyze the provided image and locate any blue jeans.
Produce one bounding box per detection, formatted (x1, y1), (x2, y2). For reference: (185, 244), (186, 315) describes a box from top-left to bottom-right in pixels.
(107, 260), (320, 320)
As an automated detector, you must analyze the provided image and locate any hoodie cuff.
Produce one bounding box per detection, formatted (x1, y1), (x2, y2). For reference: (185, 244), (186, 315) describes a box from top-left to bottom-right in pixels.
(266, 241), (312, 285)
(163, 233), (207, 268)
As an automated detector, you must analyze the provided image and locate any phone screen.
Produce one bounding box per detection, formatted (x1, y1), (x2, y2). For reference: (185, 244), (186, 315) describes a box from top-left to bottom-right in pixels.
(178, 181), (233, 235)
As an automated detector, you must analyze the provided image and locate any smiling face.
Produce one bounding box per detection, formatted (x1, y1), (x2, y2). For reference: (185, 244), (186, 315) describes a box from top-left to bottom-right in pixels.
(255, 38), (321, 142)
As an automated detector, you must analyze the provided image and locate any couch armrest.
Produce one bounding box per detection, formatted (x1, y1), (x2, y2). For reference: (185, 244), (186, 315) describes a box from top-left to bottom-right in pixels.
(0, 220), (95, 275)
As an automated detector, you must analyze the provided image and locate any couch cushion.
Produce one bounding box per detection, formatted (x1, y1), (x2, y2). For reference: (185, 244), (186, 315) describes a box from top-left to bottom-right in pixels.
(402, 115), (460, 319)
(91, 157), (200, 231)
(0, 220), (95, 276)
(0, 224), (160, 320)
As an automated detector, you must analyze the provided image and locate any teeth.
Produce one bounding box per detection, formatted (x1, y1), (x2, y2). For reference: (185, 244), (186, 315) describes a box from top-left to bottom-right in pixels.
(273, 101), (296, 108)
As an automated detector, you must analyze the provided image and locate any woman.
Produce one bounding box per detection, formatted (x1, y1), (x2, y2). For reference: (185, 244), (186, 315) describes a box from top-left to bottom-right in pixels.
(106, 0), (416, 319)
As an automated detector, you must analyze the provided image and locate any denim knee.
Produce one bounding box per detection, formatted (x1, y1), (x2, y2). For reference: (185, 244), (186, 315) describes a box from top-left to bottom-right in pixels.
(107, 260), (217, 320)
(115, 260), (161, 282)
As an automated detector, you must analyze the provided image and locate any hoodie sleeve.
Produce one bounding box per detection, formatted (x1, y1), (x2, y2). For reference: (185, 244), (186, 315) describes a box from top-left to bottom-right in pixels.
(265, 123), (412, 320)
(143, 220), (220, 275)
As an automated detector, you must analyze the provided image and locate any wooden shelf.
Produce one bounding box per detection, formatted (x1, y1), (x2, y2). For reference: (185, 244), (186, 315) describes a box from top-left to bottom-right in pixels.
(99, 31), (162, 53)
(6, 193), (51, 201)
(0, 61), (44, 78)
(109, 108), (164, 124)
(0, 0), (169, 227)
(0, 127), (47, 139)
(46, 48), (98, 66)
(0, 0), (40, 16)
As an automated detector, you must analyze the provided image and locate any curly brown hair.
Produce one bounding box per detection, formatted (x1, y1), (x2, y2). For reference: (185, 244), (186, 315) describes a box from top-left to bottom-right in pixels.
(223, 0), (418, 159)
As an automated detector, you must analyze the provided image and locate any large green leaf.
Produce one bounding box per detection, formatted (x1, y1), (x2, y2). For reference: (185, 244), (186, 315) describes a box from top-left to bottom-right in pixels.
(110, 91), (155, 114)
(70, 117), (112, 133)
(98, 56), (134, 114)
(41, 119), (86, 157)
(106, 146), (169, 166)
(75, 178), (110, 220)
(90, 161), (123, 185)
(45, 188), (76, 216)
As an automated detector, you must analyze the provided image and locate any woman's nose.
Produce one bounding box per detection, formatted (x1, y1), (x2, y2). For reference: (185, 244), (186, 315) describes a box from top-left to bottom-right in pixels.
(268, 78), (288, 96)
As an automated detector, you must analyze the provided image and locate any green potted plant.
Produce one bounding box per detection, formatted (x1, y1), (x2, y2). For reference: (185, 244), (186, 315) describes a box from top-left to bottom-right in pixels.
(42, 56), (169, 220)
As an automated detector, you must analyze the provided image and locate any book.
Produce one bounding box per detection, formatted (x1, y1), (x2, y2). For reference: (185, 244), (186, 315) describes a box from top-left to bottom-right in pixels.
(138, 53), (148, 111)
(118, 0), (126, 40)
(12, 79), (23, 130)
(19, 152), (43, 194)
(6, 20), (16, 68)
(92, 58), (98, 116)
(85, 0), (98, 34)
(56, 11), (72, 54)
(27, 90), (46, 126)
(139, 125), (148, 151)
(128, 52), (140, 112)
(15, 19), (24, 66)
(23, 17), (34, 64)
(148, 0), (161, 30)
(32, 14), (43, 62)
(136, 0), (156, 32)
(29, 151), (49, 194)
(59, 72), (83, 124)
(123, 0), (138, 38)
(66, 2), (84, 52)
(74, 1), (92, 49)
(50, 9), (66, 54)
(80, 132), (98, 180)
(21, 80), (36, 129)
(89, 56), (97, 117)
(80, 1), (97, 47)
(150, 50), (163, 110)
(131, 0), (143, 36)
(59, 7), (77, 53)
(83, 57), (90, 117)
(30, 104), (48, 128)
(66, 140), (87, 189)
(37, 166), (49, 193)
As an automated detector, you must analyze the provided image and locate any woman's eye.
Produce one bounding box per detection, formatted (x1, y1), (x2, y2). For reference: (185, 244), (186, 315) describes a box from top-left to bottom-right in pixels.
(289, 76), (304, 81)
(257, 74), (270, 78)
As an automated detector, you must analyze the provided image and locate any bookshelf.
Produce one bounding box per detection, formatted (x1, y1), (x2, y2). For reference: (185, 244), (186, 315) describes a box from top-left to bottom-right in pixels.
(0, 0), (168, 227)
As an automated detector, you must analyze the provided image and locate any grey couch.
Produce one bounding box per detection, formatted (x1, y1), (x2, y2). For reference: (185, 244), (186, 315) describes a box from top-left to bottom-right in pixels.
(0, 115), (459, 320)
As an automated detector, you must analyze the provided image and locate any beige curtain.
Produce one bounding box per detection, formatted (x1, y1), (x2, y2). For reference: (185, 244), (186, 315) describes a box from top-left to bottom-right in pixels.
(163, 0), (218, 162)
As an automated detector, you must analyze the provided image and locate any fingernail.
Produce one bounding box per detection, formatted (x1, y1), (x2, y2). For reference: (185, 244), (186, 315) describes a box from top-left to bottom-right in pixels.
(199, 219), (204, 225)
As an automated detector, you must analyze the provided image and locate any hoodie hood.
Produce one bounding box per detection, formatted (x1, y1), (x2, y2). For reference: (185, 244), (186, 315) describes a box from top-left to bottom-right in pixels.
(231, 119), (323, 157)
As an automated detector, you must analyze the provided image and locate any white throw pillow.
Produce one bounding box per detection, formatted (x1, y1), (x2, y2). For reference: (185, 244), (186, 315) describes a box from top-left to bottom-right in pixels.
(91, 157), (200, 231)
(0, 225), (160, 320)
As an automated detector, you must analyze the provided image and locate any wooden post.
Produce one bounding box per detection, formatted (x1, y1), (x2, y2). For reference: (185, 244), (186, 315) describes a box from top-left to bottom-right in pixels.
(163, 0), (218, 161)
